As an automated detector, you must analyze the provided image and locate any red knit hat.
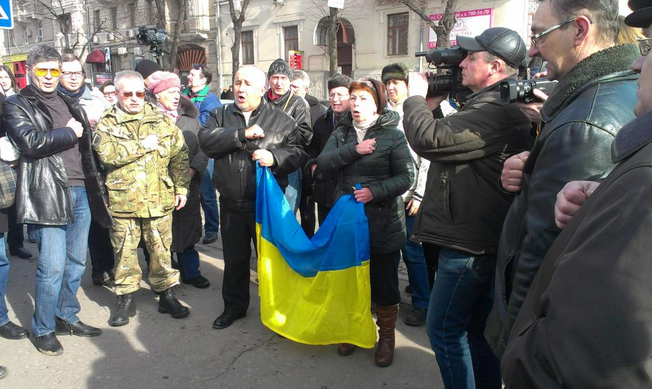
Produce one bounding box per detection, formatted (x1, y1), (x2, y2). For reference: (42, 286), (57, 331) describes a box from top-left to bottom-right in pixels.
(147, 71), (181, 95)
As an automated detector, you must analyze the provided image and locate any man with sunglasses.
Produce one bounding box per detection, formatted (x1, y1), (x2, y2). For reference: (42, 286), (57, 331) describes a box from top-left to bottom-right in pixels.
(501, 2), (652, 386)
(2, 44), (112, 355)
(58, 53), (115, 289)
(487, 0), (639, 358)
(93, 70), (191, 327)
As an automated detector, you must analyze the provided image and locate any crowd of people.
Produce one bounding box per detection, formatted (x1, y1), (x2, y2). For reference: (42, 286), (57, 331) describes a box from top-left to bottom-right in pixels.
(1, 0), (652, 386)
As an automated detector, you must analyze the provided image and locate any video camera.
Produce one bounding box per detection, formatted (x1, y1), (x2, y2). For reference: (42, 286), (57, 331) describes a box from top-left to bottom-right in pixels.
(500, 78), (557, 103)
(137, 26), (168, 55)
(415, 47), (471, 104)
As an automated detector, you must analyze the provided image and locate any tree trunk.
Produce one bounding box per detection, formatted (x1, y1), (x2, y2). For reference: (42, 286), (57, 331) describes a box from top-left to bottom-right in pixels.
(228, 0), (250, 80)
(327, 7), (338, 76)
(168, 0), (188, 71)
(397, 0), (456, 49)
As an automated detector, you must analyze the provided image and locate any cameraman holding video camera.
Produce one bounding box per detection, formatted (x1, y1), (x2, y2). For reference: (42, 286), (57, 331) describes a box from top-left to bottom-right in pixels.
(403, 27), (533, 389)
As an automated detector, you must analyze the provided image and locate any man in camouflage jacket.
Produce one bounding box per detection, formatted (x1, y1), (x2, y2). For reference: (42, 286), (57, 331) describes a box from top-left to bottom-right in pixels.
(93, 70), (191, 327)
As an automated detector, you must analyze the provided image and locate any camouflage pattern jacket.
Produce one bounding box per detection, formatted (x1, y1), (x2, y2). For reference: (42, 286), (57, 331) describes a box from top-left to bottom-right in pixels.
(93, 103), (190, 218)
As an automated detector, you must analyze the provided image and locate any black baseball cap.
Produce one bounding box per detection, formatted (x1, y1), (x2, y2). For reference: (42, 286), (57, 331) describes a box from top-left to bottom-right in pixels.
(457, 27), (526, 68)
(625, 0), (652, 28)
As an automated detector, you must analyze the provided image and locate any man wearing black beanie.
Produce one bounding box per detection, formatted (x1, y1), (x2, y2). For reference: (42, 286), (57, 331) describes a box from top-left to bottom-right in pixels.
(264, 59), (311, 214)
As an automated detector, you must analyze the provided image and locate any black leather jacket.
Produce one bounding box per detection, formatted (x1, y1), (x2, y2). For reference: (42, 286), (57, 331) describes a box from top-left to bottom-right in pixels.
(487, 44), (640, 358)
(265, 90), (312, 147)
(2, 85), (112, 227)
(198, 99), (305, 212)
(403, 80), (533, 255)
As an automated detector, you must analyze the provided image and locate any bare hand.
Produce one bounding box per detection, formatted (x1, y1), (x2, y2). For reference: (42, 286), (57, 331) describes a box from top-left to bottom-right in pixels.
(188, 167), (197, 179)
(245, 124), (265, 140)
(175, 194), (187, 210)
(407, 72), (428, 98)
(252, 149), (274, 166)
(311, 164), (317, 176)
(554, 180), (600, 229)
(516, 89), (548, 123)
(501, 151), (530, 193)
(67, 118), (84, 138)
(406, 198), (421, 216)
(354, 187), (374, 204)
(89, 118), (97, 130)
(141, 134), (159, 150)
(356, 138), (377, 155)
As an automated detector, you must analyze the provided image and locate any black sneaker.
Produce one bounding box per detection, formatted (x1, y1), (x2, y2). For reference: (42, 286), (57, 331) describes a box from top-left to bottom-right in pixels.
(404, 307), (427, 327)
(202, 232), (218, 244)
(34, 333), (64, 356)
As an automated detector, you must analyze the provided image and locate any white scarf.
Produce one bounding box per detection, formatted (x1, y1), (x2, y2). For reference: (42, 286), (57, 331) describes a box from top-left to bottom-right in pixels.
(353, 114), (379, 144)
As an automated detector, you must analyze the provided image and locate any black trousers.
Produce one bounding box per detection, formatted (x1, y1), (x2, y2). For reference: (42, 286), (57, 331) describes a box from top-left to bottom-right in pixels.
(422, 243), (441, 289)
(6, 204), (24, 252)
(370, 250), (401, 306)
(317, 204), (332, 226)
(299, 192), (316, 238)
(88, 218), (115, 276)
(220, 203), (256, 314)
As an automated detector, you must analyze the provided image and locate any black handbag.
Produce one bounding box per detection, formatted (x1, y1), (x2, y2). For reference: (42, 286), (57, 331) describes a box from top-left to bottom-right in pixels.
(0, 160), (17, 209)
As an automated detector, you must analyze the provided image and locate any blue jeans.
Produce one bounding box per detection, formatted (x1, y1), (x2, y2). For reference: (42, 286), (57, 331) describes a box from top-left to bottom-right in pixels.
(0, 233), (9, 327)
(200, 159), (219, 235)
(32, 187), (91, 337)
(426, 247), (500, 389)
(401, 213), (430, 309)
(177, 245), (201, 281)
(284, 169), (301, 214)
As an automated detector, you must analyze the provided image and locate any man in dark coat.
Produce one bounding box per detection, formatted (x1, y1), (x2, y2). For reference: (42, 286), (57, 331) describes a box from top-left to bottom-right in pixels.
(290, 69), (327, 237)
(403, 28), (533, 388)
(501, 4), (652, 386)
(3, 44), (112, 355)
(264, 59), (311, 214)
(305, 73), (352, 225)
(199, 65), (305, 330)
(486, 0), (639, 358)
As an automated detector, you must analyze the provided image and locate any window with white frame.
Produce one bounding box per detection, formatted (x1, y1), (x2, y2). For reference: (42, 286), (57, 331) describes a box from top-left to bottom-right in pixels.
(387, 12), (408, 56)
(283, 25), (298, 59)
(242, 30), (254, 65)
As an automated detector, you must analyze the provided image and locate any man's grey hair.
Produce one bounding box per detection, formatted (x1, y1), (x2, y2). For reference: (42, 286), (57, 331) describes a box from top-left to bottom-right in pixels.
(540, 0), (619, 45)
(114, 70), (144, 91)
(26, 45), (61, 68)
(291, 70), (310, 86)
(484, 52), (520, 78)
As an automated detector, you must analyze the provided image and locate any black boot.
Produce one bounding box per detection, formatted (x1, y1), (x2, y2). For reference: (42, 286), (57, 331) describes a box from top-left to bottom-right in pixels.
(158, 288), (190, 319)
(109, 293), (136, 327)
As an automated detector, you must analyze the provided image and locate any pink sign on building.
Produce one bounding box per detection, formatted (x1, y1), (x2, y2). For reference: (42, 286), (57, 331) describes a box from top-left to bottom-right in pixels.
(429, 8), (493, 48)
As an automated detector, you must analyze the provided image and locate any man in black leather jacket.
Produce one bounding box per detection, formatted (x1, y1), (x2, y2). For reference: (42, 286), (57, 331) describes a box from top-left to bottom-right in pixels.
(403, 28), (533, 389)
(199, 65), (305, 330)
(486, 0), (639, 358)
(2, 44), (112, 356)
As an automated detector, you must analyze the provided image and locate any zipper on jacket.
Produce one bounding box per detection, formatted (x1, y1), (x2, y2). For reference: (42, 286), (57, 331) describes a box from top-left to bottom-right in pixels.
(441, 171), (452, 224)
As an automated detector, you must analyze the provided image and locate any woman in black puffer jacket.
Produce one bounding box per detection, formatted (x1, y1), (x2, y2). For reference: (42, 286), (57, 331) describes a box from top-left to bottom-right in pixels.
(316, 77), (413, 367)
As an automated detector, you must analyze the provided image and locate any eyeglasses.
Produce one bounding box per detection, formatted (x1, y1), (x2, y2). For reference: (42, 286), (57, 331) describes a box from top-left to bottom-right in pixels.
(530, 19), (576, 47)
(62, 71), (83, 79)
(103, 91), (117, 97)
(119, 90), (146, 98)
(33, 67), (61, 77)
(329, 92), (350, 100)
(638, 38), (652, 56)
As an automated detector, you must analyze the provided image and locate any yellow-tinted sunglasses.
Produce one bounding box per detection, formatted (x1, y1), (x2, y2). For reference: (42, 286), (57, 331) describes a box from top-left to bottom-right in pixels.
(33, 67), (61, 77)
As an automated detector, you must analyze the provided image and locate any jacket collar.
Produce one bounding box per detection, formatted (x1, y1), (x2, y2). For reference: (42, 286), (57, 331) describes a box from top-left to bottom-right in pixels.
(340, 108), (400, 129)
(612, 109), (652, 163)
(542, 44), (639, 120)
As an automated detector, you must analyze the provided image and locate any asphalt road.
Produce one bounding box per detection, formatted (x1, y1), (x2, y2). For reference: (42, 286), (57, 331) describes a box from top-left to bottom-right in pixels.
(0, 237), (443, 389)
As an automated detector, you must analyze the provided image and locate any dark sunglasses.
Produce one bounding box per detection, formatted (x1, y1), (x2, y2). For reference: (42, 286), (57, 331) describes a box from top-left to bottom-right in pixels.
(120, 90), (146, 98)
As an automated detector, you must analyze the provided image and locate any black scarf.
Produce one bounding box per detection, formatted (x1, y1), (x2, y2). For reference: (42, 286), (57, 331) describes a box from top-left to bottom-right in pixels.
(542, 44), (639, 119)
(57, 84), (85, 105)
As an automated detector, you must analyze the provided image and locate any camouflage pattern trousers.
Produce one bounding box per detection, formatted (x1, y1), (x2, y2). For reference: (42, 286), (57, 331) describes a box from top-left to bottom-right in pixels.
(110, 214), (180, 295)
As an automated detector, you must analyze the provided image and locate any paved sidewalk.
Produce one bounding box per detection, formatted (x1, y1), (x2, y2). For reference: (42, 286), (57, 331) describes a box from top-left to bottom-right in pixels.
(0, 238), (441, 389)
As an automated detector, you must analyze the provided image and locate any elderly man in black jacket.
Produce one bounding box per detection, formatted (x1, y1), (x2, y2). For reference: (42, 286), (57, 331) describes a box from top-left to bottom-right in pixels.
(501, 3), (652, 387)
(2, 44), (112, 356)
(199, 65), (305, 330)
(403, 28), (533, 388)
(486, 0), (639, 359)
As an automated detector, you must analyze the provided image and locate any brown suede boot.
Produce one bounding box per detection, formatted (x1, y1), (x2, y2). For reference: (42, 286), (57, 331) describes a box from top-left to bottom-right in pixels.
(374, 304), (399, 367)
(337, 343), (356, 356)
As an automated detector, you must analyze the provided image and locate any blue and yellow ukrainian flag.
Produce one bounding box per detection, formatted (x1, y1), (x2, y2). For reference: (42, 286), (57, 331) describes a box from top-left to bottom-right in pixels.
(256, 165), (376, 348)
